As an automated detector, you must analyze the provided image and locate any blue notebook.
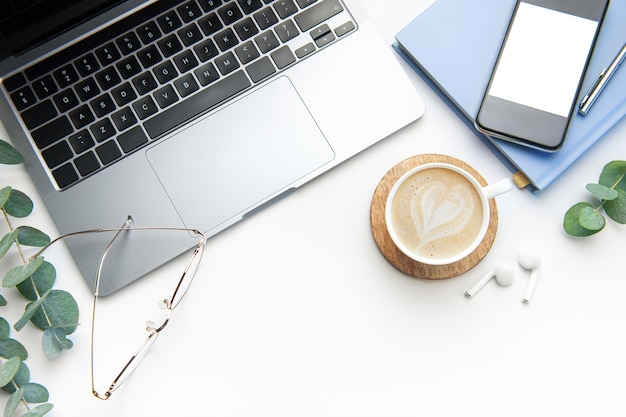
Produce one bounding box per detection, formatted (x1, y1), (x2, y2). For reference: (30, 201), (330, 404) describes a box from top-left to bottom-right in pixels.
(394, 0), (626, 191)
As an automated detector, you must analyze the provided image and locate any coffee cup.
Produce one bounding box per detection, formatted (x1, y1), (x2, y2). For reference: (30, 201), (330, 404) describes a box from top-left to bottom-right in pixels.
(385, 163), (512, 265)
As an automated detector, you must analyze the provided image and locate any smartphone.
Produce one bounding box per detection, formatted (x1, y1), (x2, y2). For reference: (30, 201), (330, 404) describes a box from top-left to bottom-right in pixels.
(475, 0), (610, 151)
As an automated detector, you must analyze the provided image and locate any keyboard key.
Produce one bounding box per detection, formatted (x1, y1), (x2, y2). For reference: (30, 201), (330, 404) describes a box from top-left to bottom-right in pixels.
(174, 74), (200, 97)
(216, 52), (240, 75)
(295, 0), (317, 7)
(194, 39), (219, 62)
(137, 45), (163, 68)
(10, 86), (37, 111)
(3, 73), (27, 92)
(69, 129), (95, 153)
(22, 100), (57, 129)
(75, 151), (101, 176)
(238, 0), (263, 14)
(144, 70), (251, 139)
(271, 45), (296, 69)
(215, 28), (239, 52)
(75, 54), (101, 77)
(194, 62), (220, 86)
(32, 75), (58, 99)
(158, 34), (183, 57)
(53, 89), (80, 112)
(117, 32), (142, 55)
(75, 77), (100, 101)
(246, 56), (276, 82)
(294, 0), (343, 31)
(95, 67), (122, 90)
(178, 23), (203, 47)
(153, 85), (179, 109)
(133, 95), (159, 119)
(112, 83), (137, 106)
(274, 19), (299, 42)
(118, 126), (149, 153)
(132, 72), (159, 95)
(53, 65), (79, 88)
(96, 140), (122, 165)
(69, 104), (96, 129)
(273, 0), (298, 19)
(52, 163), (79, 188)
(157, 11), (182, 34)
(117, 56), (142, 79)
(90, 118), (116, 142)
(310, 23), (331, 40)
(218, 3), (243, 25)
(95, 43), (122, 66)
(32, 116), (74, 149)
(177, 1), (202, 23)
(42, 140), (73, 168)
(335, 20), (355, 37)
(255, 30), (280, 53)
(198, 0), (222, 12)
(234, 17), (259, 40)
(198, 13), (223, 36)
(295, 42), (315, 58)
(254, 7), (278, 30)
(90, 93), (116, 118)
(137, 21), (162, 44)
(235, 41), (260, 64)
(173, 50), (199, 72)
(111, 107), (137, 131)
(315, 31), (335, 47)
(154, 61), (178, 84)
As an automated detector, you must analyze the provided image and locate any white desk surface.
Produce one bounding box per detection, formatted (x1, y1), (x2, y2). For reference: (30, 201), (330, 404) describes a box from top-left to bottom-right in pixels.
(2, 1), (626, 416)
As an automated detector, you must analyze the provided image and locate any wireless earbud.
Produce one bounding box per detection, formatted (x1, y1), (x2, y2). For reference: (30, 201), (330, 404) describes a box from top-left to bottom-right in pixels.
(465, 265), (515, 298)
(519, 251), (541, 303)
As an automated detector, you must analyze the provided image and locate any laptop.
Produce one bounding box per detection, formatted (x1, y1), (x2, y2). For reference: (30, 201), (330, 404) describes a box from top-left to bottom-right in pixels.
(0, 0), (424, 295)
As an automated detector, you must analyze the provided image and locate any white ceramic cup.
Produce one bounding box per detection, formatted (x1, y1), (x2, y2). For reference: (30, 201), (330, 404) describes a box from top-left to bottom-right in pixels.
(385, 163), (512, 265)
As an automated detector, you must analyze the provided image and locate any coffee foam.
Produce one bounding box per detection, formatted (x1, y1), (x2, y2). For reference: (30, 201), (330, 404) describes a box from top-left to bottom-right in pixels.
(390, 167), (484, 260)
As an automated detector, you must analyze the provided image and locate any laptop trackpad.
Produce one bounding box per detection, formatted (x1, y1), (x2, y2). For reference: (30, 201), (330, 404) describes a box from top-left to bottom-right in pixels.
(146, 76), (335, 232)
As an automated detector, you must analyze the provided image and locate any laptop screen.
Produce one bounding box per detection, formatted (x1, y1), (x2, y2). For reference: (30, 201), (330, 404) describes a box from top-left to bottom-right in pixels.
(0, 0), (126, 59)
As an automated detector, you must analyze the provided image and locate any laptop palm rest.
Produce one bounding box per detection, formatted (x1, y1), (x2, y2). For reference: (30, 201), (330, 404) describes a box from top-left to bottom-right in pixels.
(146, 76), (335, 233)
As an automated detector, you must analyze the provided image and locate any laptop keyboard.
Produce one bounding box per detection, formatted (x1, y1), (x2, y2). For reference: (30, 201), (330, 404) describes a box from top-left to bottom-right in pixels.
(2, 0), (356, 189)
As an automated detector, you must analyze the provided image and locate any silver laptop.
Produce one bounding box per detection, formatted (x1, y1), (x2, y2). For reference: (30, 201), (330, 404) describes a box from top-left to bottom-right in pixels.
(0, 0), (424, 295)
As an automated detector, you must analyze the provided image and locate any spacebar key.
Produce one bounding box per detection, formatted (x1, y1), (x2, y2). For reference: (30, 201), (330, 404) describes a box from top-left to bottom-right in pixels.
(144, 71), (251, 139)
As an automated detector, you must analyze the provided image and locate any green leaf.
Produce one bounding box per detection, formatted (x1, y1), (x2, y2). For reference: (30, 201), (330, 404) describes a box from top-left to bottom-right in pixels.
(604, 188), (626, 224)
(17, 261), (56, 302)
(564, 202), (601, 237)
(3, 190), (33, 218)
(0, 339), (27, 361)
(42, 328), (72, 360)
(1, 362), (29, 393)
(0, 187), (11, 209)
(3, 257), (44, 288)
(5, 387), (24, 417)
(0, 231), (19, 259)
(0, 140), (24, 165)
(16, 227), (50, 248)
(599, 160), (626, 191)
(14, 291), (50, 332)
(22, 383), (49, 403)
(0, 357), (21, 387)
(0, 319), (9, 340)
(29, 290), (79, 335)
(22, 403), (53, 417)
(586, 183), (618, 201)
(0, 295), (4, 307)
(578, 205), (606, 231)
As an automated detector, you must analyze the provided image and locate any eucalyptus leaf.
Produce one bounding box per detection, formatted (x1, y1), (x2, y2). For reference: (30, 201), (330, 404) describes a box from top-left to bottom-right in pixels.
(578, 206), (605, 231)
(586, 183), (618, 201)
(0, 318), (9, 340)
(564, 202), (601, 237)
(5, 387), (24, 417)
(14, 291), (50, 332)
(603, 188), (626, 224)
(0, 231), (18, 259)
(22, 403), (53, 417)
(0, 357), (21, 387)
(0, 295), (5, 307)
(0, 140), (24, 165)
(3, 190), (33, 218)
(0, 187), (11, 209)
(17, 261), (56, 302)
(3, 257), (45, 288)
(0, 339), (27, 361)
(42, 328), (72, 360)
(16, 226), (50, 248)
(29, 290), (79, 335)
(2, 362), (29, 393)
(22, 383), (49, 403)
(599, 160), (626, 190)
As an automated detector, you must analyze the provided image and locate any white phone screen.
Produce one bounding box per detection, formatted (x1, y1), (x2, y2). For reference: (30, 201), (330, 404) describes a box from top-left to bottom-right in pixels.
(488, 2), (597, 117)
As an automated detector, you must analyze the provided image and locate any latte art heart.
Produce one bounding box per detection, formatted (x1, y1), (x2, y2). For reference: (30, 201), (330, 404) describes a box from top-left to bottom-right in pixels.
(389, 167), (484, 260)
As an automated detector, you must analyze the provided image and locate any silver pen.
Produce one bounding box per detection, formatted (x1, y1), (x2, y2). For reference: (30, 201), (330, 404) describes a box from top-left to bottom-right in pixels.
(579, 41), (626, 116)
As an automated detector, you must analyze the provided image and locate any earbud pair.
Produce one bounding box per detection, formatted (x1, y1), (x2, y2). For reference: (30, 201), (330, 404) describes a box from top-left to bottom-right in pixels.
(464, 251), (541, 302)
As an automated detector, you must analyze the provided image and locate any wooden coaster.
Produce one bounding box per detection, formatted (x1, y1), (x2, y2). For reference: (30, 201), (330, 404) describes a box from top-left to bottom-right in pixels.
(370, 154), (499, 279)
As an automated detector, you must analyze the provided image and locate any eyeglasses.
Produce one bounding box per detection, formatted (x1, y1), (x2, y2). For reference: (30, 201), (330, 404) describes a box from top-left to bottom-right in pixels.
(30, 216), (206, 400)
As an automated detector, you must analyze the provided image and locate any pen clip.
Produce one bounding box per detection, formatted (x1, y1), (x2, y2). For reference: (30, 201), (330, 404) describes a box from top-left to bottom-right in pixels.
(580, 68), (606, 108)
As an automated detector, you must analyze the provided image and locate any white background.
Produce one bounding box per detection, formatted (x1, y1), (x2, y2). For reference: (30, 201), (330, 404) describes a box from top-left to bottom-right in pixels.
(2, 0), (626, 416)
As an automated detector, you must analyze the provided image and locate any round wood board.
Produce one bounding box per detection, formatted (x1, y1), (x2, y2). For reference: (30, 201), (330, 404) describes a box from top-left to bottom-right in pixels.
(370, 154), (499, 279)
